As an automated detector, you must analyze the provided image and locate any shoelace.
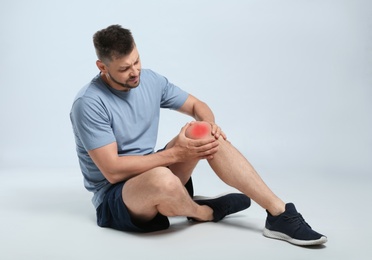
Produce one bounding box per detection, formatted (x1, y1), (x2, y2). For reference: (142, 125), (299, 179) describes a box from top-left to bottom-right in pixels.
(284, 213), (312, 229)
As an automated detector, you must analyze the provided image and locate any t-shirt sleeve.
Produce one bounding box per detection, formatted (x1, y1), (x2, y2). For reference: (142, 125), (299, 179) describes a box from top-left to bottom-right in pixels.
(158, 75), (189, 109)
(71, 97), (116, 151)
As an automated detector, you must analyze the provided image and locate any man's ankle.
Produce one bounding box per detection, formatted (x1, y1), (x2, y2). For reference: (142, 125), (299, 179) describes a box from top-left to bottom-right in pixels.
(267, 202), (286, 217)
(195, 205), (214, 222)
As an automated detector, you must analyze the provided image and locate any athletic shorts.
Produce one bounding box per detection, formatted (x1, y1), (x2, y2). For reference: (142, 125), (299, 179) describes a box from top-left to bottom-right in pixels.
(96, 177), (194, 233)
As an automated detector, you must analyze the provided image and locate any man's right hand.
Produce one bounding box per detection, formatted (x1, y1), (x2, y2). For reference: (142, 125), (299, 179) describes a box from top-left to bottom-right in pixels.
(170, 122), (219, 162)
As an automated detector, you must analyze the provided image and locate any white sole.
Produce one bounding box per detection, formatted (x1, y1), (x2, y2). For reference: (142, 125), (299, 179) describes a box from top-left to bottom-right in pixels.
(193, 192), (231, 201)
(263, 228), (328, 246)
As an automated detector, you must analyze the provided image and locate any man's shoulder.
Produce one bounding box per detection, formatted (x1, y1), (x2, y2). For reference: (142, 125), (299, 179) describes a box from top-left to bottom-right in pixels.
(141, 68), (164, 81)
(74, 74), (108, 100)
(140, 69), (168, 91)
(71, 74), (111, 112)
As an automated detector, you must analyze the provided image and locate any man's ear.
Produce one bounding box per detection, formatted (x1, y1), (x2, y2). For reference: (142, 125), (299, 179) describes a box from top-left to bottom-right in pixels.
(96, 60), (107, 73)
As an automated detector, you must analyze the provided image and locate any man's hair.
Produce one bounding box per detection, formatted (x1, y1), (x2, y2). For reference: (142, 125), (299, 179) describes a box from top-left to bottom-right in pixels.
(93, 25), (135, 64)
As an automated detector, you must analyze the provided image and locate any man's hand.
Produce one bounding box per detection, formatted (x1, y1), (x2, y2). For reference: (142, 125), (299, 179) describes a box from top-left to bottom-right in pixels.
(171, 123), (219, 161)
(186, 121), (227, 140)
(208, 122), (227, 140)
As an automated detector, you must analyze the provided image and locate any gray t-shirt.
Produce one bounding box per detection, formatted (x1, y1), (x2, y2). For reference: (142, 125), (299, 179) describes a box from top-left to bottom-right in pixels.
(70, 69), (189, 208)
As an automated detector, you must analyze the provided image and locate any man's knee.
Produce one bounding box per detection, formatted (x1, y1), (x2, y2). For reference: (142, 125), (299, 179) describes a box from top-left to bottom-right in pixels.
(185, 121), (212, 139)
(149, 167), (183, 194)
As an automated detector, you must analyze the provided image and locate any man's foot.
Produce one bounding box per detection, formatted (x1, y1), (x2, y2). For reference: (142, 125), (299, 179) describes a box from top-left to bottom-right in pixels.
(263, 203), (327, 246)
(189, 193), (251, 222)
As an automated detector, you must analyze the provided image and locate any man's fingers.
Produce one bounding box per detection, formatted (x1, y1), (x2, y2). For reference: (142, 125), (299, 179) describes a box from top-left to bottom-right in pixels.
(180, 122), (191, 135)
(190, 137), (217, 148)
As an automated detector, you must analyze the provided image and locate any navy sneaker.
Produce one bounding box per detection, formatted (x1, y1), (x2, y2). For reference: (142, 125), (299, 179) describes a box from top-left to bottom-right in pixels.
(263, 203), (327, 246)
(189, 193), (251, 222)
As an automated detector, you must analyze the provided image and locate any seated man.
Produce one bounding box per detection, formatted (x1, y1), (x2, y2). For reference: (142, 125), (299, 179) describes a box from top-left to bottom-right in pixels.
(70, 24), (327, 246)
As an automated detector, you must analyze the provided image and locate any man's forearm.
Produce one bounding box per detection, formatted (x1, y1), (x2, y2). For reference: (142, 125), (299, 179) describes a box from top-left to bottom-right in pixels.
(89, 142), (178, 184)
(192, 100), (215, 123)
(106, 149), (179, 183)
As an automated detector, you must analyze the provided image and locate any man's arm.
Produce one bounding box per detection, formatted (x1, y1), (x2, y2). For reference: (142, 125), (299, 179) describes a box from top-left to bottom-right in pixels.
(178, 94), (226, 140)
(88, 125), (219, 184)
(88, 142), (176, 184)
(178, 94), (215, 122)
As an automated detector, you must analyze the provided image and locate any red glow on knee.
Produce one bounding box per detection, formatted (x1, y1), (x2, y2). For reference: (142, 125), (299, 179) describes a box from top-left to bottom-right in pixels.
(187, 123), (210, 139)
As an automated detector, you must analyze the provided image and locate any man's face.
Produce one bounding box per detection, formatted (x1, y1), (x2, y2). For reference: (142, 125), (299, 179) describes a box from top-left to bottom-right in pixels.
(98, 46), (142, 91)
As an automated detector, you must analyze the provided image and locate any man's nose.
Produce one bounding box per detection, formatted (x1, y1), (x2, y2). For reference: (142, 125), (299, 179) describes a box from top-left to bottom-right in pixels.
(130, 64), (140, 76)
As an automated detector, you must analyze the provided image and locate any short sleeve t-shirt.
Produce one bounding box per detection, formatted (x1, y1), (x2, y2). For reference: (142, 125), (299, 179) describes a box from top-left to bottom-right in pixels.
(70, 69), (189, 208)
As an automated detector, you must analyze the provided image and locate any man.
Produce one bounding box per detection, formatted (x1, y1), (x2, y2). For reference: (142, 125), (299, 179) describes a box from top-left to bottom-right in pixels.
(70, 24), (327, 246)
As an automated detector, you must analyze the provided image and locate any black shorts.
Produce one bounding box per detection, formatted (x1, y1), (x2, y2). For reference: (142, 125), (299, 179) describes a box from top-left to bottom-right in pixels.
(96, 177), (194, 233)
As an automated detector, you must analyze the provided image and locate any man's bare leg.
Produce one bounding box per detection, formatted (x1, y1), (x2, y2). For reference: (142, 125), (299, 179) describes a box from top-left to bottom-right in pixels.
(183, 122), (327, 245)
(123, 140), (251, 224)
(185, 121), (286, 216)
(209, 136), (286, 216)
(122, 166), (213, 222)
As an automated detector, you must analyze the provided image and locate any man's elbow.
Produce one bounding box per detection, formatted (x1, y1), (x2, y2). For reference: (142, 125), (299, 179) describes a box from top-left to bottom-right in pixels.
(105, 173), (120, 184)
(100, 166), (123, 184)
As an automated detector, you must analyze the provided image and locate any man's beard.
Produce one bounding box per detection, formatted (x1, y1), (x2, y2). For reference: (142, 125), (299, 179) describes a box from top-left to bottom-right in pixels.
(108, 71), (140, 90)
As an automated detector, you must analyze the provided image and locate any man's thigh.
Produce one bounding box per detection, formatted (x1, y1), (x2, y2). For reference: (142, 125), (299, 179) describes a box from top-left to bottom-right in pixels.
(163, 138), (199, 185)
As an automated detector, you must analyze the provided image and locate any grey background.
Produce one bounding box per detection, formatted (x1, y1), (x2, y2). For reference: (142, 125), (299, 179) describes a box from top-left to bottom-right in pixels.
(1, 0), (371, 259)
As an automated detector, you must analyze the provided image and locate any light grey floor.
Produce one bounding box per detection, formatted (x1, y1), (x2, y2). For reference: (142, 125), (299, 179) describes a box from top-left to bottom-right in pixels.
(1, 164), (371, 260)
